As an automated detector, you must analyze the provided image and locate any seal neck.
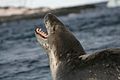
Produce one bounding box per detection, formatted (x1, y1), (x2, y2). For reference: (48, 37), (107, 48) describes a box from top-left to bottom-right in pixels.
(58, 39), (86, 61)
(49, 40), (86, 80)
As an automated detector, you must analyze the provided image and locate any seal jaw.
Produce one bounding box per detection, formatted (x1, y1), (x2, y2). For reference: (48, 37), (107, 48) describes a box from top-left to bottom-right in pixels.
(35, 26), (49, 50)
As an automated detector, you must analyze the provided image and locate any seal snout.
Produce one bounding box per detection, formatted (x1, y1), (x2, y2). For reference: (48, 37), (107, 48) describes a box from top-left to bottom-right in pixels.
(44, 13), (61, 24)
(44, 13), (54, 23)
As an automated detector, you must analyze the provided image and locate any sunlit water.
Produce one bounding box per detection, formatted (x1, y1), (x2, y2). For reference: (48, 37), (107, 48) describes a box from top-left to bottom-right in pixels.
(0, 0), (106, 8)
(0, 5), (120, 80)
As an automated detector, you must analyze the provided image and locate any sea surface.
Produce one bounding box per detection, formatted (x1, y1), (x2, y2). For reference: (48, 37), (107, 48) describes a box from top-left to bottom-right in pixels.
(0, 0), (105, 8)
(0, 5), (120, 80)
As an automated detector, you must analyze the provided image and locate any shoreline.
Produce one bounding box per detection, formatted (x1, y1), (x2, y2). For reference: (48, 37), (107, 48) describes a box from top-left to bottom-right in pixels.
(0, 2), (106, 23)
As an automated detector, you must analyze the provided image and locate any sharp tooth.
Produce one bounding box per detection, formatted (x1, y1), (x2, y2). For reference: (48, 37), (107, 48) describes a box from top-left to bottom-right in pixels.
(37, 28), (39, 32)
(39, 28), (41, 31)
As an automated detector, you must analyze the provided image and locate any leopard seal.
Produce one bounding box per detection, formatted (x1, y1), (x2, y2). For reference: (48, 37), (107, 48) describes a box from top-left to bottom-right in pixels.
(35, 13), (120, 80)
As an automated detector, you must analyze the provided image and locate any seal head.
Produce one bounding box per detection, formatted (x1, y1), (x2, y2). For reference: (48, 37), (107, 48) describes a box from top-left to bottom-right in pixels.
(35, 13), (86, 60)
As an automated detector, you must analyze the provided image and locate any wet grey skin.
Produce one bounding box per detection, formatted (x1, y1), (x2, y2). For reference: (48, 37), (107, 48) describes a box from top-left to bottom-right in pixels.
(35, 13), (120, 80)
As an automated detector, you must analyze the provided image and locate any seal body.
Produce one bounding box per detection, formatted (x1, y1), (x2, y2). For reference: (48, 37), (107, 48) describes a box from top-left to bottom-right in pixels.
(56, 48), (120, 80)
(35, 13), (120, 80)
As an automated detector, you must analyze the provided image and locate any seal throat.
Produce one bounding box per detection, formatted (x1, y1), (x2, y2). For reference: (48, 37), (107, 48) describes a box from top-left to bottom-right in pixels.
(35, 27), (48, 39)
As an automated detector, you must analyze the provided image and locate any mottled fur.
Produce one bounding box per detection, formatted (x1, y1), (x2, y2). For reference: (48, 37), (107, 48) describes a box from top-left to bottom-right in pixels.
(35, 13), (120, 80)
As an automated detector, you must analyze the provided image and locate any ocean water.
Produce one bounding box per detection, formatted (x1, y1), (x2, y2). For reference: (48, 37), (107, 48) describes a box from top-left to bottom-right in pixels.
(0, 5), (120, 80)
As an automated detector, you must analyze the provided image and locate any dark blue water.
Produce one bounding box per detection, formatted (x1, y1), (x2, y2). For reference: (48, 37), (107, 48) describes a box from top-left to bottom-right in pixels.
(0, 5), (120, 80)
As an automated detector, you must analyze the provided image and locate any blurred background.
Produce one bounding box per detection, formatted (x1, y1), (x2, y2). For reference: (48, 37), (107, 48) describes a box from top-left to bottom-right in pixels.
(0, 0), (120, 80)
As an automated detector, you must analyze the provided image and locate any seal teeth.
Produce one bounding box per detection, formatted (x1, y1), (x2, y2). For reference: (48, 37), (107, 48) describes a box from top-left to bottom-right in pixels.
(39, 28), (41, 31)
(36, 28), (40, 33)
(35, 27), (48, 39)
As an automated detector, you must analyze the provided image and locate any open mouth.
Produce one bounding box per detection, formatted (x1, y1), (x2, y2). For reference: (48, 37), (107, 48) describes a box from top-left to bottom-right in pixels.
(35, 27), (48, 39)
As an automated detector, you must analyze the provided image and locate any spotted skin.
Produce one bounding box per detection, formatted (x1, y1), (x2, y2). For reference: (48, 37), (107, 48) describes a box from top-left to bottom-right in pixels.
(35, 13), (120, 80)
